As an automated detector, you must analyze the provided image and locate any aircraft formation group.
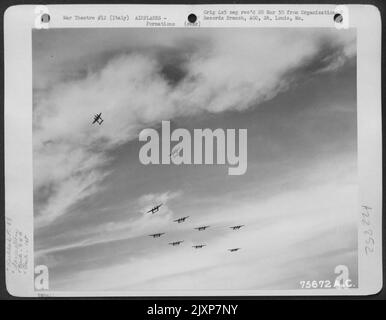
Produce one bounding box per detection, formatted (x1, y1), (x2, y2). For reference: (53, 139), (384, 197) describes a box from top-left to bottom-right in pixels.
(92, 115), (244, 252)
(93, 115), (244, 252)
(146, 203), (244, 252)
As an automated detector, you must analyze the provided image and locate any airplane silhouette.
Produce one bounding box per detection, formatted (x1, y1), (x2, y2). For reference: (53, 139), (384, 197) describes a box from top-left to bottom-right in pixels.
(192, 244), (206, 249)
(174, 216), (189, 223)
(146, 204), (163, 214)
(149, 233), (165, 238)
(195, 226), (210, 231)
(92, 113), (103, 125)
(228, 248), (241, 252)
(362, 205), (372, 210)
(169, 241), (184, 246)
(169, 146), (181, 158)
(230, 225), (244, 230)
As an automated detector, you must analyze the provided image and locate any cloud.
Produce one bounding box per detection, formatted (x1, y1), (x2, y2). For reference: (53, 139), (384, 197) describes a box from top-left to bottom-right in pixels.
(33, 28), (355, 227)
(137, 191), (182, 211)
(48, 180), (357, 291)
(35, 191), (182, 257)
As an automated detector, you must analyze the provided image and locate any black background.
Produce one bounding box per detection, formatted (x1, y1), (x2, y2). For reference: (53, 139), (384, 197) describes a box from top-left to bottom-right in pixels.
(0, 0), (385, 308)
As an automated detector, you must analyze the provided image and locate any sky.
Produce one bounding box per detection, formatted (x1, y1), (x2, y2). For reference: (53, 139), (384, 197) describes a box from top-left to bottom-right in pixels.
(32, 28), (357, 291)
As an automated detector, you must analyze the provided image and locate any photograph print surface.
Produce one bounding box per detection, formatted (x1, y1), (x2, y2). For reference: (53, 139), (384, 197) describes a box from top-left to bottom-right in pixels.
(32, 28), (357, 291)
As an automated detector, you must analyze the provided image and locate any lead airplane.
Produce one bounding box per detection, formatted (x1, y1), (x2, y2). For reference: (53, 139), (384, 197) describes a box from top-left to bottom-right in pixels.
(228, 248), (241, 252)
(362, 205), (372, 210)
(192, 244), (206, 249)
(195, 225), (210, 231)
(174, 216), (189, 223)
(149, 233), (165, 238)
(169, 241), (184, 246)
(92, 113), (103, 125)
(230, 225), (244, 230)
(146, 204), (163, 214)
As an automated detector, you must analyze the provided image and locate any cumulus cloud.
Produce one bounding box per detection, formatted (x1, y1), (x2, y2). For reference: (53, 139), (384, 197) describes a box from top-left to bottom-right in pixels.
(33, 28), (355, 227)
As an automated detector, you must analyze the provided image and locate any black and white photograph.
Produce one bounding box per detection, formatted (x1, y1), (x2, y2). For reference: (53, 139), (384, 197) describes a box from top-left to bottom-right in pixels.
(32, 27), (359, 291)
(3, 4), (382, 297)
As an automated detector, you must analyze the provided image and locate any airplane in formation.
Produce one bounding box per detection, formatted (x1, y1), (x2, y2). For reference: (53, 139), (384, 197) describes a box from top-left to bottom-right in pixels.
(169, 241), (184, 246)
(362, 205), (372, 210)
(146, 204), (163, 214)
(174, 216), (189, 223)
(169, 146), (182, 158)
(149, 233), (165, 238)
(195, 225), (210, 231)
(192, 245), (206, 249)
(230, 225), (244, 230)
(92, 113), (103, 125)
(146, 210), (245, 251)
